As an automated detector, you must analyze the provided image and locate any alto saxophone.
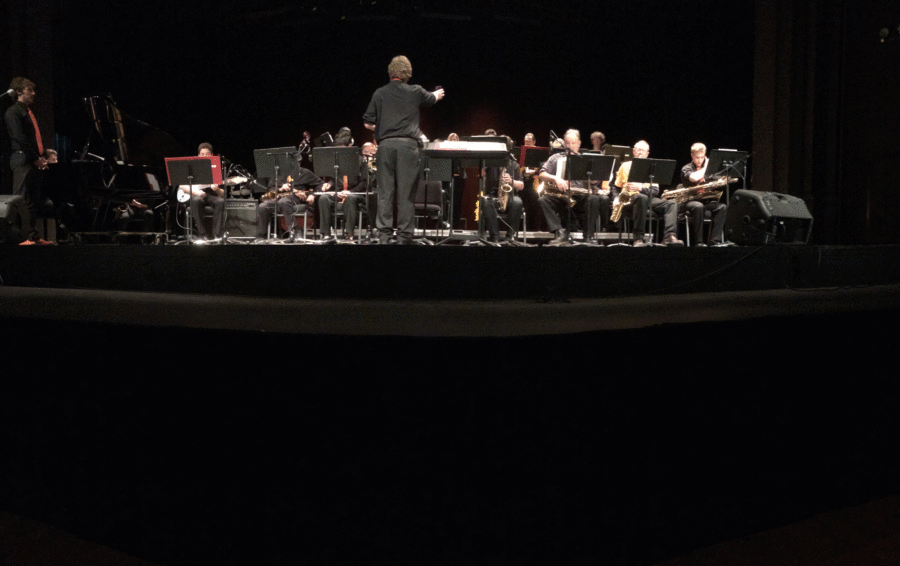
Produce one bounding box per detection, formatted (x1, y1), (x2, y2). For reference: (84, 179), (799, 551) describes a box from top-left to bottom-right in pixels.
(610, 186), (641, 223)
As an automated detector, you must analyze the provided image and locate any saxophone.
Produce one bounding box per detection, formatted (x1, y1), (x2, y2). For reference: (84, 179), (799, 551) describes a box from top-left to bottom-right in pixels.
(497, 174), (514, 212)
(660, 176), (737, 203)
(537, 178), (576, 207)
(610, 186), (641, 223)
(260, 175), (299, 202)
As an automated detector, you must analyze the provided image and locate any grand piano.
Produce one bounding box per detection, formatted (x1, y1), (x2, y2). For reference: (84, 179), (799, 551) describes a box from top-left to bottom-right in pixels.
(72, 95), (185, 231)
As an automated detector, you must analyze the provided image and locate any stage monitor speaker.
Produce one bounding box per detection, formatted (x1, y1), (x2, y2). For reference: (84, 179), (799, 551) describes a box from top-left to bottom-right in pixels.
(0, 194), (25, 243)
(0, 194), (23, 218)
(225, 199), (257, 237)
(724, 189), (813, 245)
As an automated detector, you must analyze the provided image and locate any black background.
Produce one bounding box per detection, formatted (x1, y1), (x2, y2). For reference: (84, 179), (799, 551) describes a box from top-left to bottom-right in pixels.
(50, 0), (754, 170)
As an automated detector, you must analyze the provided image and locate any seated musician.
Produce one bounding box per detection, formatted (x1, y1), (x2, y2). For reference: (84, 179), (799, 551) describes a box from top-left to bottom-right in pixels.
(537, 129), (606, 245)
(256, 165), (328, 241)
(317, 127), (361, 240)
(522, 132), (537, 179)
(342, 142), (378, 240)
(521, 132), (539, 185)
(178, 143), (224, 241)
(678, 143), (727, 246)
(590, 131), (607, 153)
(479, 138), (524, 244)
(613, 140), (683, 247)
(589, 130), (616, 230)
(519, 132), (546, 233)
(115, 199), (154, 232)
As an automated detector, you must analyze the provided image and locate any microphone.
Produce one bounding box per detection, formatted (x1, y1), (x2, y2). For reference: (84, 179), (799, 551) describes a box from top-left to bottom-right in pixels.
(2, 88), (15, 98)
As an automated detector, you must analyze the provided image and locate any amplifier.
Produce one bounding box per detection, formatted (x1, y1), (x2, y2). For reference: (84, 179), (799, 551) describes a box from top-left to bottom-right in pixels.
(225, 199), (258, 237)
(724, 190), (813, 245)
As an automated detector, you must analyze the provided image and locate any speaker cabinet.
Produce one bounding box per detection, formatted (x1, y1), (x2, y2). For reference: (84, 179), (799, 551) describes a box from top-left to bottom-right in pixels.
(724, 190), (813, 245)
(225, 199), (258, 237)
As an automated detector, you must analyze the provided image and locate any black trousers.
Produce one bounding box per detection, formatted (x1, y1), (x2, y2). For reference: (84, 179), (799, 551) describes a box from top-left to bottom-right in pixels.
(682, 200), (727, 245)
(344, 192), (377, 235)
(10, 152), (38, 240)
(257, 195), (303, 238)
(376, 138), (420, 243)
(479, 194), (524, 240)
(629, 194), (678, 239)
(190, 193), (225, 238)
(539, 192), (604, 238)
(317, 193), (340, 236)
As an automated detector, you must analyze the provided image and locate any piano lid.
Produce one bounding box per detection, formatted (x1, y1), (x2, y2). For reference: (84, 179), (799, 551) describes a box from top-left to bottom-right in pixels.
(83, 95), (184, 167)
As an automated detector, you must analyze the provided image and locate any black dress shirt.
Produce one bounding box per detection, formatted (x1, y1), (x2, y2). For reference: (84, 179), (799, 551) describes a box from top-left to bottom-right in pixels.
(363, 79), (436, 143)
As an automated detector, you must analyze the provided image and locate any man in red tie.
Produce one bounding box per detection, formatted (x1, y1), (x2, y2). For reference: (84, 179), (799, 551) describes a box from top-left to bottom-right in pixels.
(4, 77), (50, 243)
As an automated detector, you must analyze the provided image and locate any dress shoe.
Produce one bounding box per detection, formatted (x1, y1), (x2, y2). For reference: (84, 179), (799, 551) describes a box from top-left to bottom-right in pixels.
(550, 229), (569, 245)
(662, 233), (684, 246)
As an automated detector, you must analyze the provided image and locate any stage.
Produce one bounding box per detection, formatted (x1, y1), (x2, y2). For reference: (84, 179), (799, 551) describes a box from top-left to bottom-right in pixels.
(2, 239), (899, 566)
(2, 240), (900, 336)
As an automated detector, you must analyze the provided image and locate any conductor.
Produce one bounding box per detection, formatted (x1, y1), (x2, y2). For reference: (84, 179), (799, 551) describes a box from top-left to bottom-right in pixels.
(363, 55), (445, 245)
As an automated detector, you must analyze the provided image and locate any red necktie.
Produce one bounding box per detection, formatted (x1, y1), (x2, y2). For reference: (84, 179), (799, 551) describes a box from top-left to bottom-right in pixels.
(27, 108), (44, 155)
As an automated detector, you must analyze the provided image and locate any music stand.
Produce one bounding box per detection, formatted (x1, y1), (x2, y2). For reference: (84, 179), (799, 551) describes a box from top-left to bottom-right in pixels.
(626, 158), (677, 246)
(521, 147), (551, 171)
(421, 154), (452, 242)
(312, 146), (361, 240)
(253, 146), (297, 188)
(313, 132), (334, 148)
(166, 156), (219, 244)
(604, 145), (631, 161)
(358, 155), (379, 243)
(707, 149), (750, 204)
(568, 153), (616, 189)
(460, 136), (509, 168)
(627, 158), (677, 187)
(565, 153), (617, 244)
(458, 136), (514, 247)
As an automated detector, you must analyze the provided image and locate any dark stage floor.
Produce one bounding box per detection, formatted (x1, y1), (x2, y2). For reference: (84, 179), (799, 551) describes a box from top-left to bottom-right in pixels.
(2, 241), (898, 564)
(1, 308), (897, 566)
